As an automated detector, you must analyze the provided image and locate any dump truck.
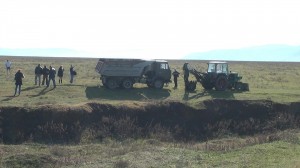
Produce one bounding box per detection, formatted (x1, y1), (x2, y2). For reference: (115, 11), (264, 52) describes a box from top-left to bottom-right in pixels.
(95, 58), (171, 89)
(185, 61), (249, 91)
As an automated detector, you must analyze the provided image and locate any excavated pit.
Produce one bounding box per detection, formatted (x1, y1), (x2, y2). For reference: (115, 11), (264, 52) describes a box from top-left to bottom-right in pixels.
(0, 99), (299, 144)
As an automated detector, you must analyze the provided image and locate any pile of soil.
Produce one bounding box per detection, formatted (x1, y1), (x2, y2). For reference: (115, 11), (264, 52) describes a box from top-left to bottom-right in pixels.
(0, 99), (299, 144)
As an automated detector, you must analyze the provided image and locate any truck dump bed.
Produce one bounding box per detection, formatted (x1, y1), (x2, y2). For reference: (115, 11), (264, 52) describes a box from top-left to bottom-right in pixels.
(95, 58), (155, 77)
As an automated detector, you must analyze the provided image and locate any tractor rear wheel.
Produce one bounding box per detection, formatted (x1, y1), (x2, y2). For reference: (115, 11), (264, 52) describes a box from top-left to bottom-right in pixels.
(215, 76), (228, 91)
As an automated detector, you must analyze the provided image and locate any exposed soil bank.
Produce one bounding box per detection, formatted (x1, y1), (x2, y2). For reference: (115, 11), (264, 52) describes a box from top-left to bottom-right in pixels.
(0, 99), (299, 144)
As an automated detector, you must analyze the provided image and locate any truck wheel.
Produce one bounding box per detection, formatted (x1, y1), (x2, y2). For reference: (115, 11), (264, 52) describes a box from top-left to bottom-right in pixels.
(101, 79), (106, 87)
(147, 83), (154, 88)
(215, 76), (228, 91)
(154, 79), (164, 89)
(122, 79), (133, 89)
(107, 79), (118, 89)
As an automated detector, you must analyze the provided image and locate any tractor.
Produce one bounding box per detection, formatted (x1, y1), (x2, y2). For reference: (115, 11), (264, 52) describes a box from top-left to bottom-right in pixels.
(185, 61), (249, 91)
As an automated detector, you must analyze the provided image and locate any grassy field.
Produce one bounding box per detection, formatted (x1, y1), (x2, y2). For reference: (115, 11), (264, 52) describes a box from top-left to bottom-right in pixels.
(0, 56), (300, 167)
(0, 130), (300, 168)
(0, 56), (300, 108)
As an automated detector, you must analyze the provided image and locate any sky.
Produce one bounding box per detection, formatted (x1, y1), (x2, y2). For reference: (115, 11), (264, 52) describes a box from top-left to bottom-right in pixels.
(0, 0), (300, 59)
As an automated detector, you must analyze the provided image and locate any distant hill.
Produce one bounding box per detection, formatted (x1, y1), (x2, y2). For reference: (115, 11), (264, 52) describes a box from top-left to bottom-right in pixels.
(185, 44), (300, 62)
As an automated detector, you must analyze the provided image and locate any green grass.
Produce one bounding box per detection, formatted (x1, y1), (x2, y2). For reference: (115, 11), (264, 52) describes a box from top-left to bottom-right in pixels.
(1, 56), (300, 167)
(1, 130), (299, 168)
(1, 56), (300, 107)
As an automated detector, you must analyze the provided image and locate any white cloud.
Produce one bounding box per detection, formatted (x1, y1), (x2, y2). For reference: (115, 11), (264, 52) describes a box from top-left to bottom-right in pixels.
(1, 0), (300, 59)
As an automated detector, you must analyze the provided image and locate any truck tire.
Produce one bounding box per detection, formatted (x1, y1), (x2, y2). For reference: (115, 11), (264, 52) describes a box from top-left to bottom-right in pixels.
(107, 78), (118, 89)
(215, 76), (228, 91)
(147, 83), (154, 88)
(154, 79), (164, 89)
(122, 79), (133, 89)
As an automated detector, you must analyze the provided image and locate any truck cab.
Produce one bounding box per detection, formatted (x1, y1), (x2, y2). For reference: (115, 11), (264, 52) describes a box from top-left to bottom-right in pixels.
(145, 60), (171, 89)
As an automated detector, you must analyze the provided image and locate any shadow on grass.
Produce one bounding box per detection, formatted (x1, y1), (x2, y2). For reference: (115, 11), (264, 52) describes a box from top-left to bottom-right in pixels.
(29, 87), (56, 98)
(183, 90), (235, 100)
(59, 84), (85, 87)
(1, 96), (16, 102)
(85, 86), (171, 100)
(22, 86), (40, 91)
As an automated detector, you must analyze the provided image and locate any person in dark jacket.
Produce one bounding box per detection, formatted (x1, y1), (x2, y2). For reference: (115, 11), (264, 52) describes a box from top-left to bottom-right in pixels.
(57, 65), (64, 84)
(69, 65), (76, 83)
(14, 69), (25, 96)
(172, 69), (180, 88)
(183, 62), (190, 88)
(48, 65), (56, 88)
(34, 64), (43, 86)
(42, 65), (49, 86)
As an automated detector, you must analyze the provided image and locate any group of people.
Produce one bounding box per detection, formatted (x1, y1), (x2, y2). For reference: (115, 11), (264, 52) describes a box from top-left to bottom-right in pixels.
(12, 63), (77, 96)
(34, 64), (77, 87)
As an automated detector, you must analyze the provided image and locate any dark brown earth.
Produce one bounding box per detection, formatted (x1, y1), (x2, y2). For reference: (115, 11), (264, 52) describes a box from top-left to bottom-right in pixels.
(0, 99), (299, 144)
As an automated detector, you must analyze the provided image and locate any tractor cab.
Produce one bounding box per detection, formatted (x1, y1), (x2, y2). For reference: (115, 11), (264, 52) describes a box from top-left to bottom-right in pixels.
(207, 61), (228, 74)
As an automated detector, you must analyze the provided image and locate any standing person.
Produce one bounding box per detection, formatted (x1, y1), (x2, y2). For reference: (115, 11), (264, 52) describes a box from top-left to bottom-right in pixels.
(172, 69), (180, 88)
(57, 65), (64, 84)
(14, 69), (25, 96)
(5, 60), (12, 76)
(42, 65), (49, 86)
(183, 62), (190, 87)
(69, 65), (76, 83)
(34, 64), (43, 86)
(48, 65), (56, 88)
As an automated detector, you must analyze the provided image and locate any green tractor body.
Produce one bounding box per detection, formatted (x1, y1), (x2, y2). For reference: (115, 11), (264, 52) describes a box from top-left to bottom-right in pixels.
(187, 61), (249, 91)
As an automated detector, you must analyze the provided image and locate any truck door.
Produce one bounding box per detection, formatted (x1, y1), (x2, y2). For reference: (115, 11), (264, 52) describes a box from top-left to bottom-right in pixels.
(155, 62), (171, 81)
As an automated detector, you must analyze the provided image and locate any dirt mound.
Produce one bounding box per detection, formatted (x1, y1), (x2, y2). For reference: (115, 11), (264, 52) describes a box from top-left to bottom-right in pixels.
(0, 100), (299, 144)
